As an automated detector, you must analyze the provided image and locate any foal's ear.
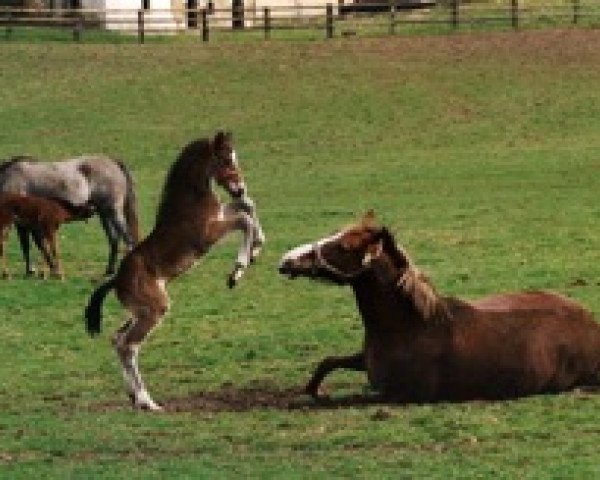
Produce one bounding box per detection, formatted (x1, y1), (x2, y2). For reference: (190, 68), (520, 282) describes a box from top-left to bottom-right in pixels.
(375, 227), (409, 268)
(214, 130), (227, 147)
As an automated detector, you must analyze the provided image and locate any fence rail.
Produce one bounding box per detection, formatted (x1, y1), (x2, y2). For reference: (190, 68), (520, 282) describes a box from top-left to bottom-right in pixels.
(1, 2), (600, 43)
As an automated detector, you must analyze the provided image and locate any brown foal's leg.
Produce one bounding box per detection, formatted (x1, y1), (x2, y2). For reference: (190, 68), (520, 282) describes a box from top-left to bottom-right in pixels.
(31, 229), (54, 279)
(305, 352), (366, 399)
(0, 225), (10, 279)
(112, 279), (169, 411)
(47, 229), (64, 279)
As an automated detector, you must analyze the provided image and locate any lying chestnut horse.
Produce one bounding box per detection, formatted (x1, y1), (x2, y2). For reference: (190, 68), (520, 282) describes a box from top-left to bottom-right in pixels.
(279, 211), (600, 402)
(0, 193), (94, 279)
(85, 132), (265, 411)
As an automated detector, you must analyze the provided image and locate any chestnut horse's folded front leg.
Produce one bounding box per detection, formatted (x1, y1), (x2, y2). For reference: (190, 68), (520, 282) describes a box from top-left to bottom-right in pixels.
(305, 352), (366, 399)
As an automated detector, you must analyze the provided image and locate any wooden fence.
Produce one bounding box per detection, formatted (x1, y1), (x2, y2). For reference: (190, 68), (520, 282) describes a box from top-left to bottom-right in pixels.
(1, 2), (599, 43)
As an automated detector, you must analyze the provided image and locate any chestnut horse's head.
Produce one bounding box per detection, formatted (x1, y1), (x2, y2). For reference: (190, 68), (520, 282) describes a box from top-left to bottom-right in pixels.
(279, 211), (408, 285)
(210, 131), (245, 198)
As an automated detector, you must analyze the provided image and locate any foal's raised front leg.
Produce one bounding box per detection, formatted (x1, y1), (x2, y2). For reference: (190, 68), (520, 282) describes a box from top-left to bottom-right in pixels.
(305, 352), (366, 400)
(214, 202), (259, 289)
(235, 194), (265, 262)
(228, 209), (256, 288)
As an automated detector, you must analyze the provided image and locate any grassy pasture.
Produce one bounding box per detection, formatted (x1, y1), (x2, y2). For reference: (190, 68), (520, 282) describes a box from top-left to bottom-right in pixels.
(1, 29), (600, 477)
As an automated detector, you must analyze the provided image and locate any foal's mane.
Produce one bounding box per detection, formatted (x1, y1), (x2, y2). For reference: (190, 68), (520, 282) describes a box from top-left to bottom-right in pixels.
(379, 228), (451, 323)
(156, 138), (212, 222)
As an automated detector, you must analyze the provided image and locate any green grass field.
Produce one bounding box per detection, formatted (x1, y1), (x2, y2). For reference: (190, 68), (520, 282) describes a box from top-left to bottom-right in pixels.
(1, 28), (600, 478)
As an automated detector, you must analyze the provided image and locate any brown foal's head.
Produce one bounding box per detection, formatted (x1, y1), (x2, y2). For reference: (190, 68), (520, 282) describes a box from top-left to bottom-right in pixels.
(211, 131), (245, 198)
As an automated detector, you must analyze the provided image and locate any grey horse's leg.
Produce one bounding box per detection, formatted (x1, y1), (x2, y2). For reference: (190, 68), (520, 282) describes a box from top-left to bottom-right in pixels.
(15, 224), (35, 276)
(108, 207), (135, 249)
(99, 214), (119, 276)
(305, 352), (366, 399)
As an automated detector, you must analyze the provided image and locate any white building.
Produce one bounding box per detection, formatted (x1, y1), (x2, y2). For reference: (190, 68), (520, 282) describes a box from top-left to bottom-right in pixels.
(79, 0), (333, 31)
(81, 0), (186, 31)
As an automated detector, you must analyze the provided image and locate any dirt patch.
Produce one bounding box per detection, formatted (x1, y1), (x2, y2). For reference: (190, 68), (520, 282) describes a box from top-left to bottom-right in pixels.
(91, 381), (388, 413)
(164, 383), (304, 413)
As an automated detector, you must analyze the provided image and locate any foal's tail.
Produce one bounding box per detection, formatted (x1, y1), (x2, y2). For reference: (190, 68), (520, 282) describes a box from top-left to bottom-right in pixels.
(116, 160), (140, 244)
(85, 277), (116, 336)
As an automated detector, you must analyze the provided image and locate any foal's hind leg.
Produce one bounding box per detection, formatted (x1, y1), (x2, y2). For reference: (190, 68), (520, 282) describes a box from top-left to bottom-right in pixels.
(113, 282), (169, 411)
(305, 352), (366, 400)
(31, 229), (55, 279)
(0, 226), (10, 279)
(112, 311), (164, 411)
(15, 224), (35, 276)
(46, 229), (64, 279)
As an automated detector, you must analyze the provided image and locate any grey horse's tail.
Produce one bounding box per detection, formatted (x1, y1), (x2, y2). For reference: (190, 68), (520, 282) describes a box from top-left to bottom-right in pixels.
(85, 277), (116, 336)
(115, 160), (140, 243)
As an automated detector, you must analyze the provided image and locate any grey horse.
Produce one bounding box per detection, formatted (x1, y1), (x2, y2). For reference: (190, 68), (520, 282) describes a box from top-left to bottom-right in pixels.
(0, 155), (139, 275)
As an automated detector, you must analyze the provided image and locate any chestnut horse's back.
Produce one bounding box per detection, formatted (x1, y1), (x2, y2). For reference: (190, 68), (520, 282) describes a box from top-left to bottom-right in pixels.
(453, 291), (600, 397)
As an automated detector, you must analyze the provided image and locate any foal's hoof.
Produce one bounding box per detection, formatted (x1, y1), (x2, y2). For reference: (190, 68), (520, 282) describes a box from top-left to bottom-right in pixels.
(249, 243), (263, 264)
(227, 273), (239, 289)
(135, 400), (163, 412)
(227, 264), (245, 289)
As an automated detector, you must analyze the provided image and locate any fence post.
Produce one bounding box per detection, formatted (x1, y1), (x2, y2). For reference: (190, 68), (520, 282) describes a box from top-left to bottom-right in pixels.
(201, 8), (209, 42)
(389, 3), (396, 35)
(510, 0), (518, 29)
(264, 7), (271, 40)
(572, 0), (580, 24)
(338, 0), (345, 20)
(5, 9), (13, 40)
(326, 3), (333, 39)
(452, 0), (459, 29)
(73, 14), (83, 42)
(138, 9), (145, 44)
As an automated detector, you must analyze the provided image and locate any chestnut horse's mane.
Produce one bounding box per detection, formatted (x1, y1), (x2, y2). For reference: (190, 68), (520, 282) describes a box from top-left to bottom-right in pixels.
(379, 228), (451, 323)
(156, 138), (212, 224)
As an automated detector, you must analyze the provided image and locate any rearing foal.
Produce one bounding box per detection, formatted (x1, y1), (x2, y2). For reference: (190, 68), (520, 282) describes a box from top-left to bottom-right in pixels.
(85, 132), (265, 411)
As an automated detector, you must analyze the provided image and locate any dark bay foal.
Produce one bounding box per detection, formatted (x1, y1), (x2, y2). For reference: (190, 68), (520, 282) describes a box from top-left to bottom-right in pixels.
(0, 193), (93, 279)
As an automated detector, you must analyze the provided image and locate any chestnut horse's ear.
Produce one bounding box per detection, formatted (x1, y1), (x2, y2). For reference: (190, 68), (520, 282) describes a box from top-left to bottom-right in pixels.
(362, 209), (377, 228)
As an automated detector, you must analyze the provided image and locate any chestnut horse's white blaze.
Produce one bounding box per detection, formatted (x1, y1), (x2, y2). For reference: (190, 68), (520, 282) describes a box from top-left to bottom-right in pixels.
(279, 232), (344, 264)
(85, 132), (265, 411)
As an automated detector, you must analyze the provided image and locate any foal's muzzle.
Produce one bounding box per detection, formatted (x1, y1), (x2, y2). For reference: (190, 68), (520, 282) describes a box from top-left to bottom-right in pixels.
(215, 167), (245, 198)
